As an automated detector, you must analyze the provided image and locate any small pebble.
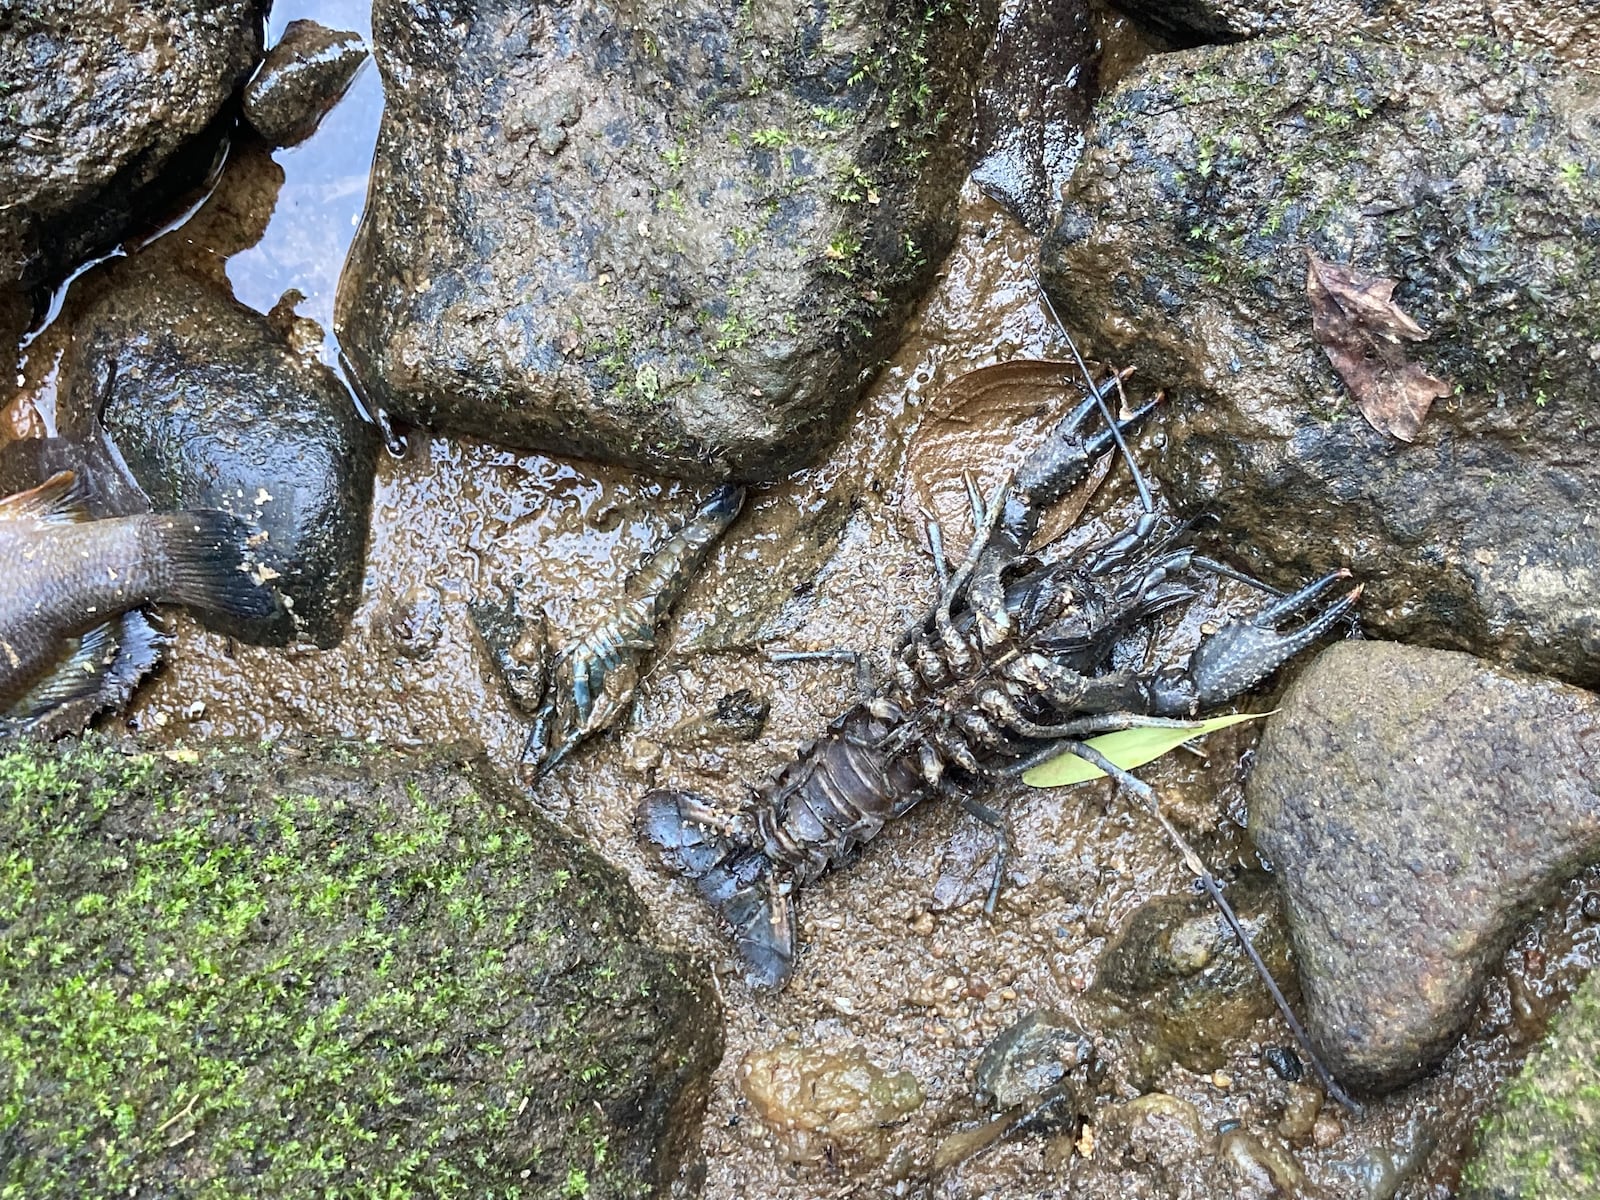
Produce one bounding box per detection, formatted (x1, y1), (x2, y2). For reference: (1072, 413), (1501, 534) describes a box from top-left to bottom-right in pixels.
(1261, 1044), (1304, 1082)
(1312, 1110), (1343, 1149)
(1278, 1083), (1323, 1141)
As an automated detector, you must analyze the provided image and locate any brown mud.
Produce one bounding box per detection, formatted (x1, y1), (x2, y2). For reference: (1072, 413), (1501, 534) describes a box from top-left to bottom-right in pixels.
(4, 4), (1597, 1196)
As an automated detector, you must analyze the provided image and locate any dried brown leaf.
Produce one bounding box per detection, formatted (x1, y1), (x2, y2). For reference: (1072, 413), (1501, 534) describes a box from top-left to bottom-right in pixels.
(1306, 251), (1452, 442)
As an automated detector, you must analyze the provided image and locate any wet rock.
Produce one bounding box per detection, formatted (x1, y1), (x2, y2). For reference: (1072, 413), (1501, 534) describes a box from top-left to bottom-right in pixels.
(974, 1010), (1099, 1110)
(1216, 1128), (1314, 1196)
(738, 1042), (923, 1168)
(243, 19), (369, 148)
(1329, 1135), (1434, 1200)
(0, 0), (265, 351)
(1461, 966), (1600, 1199)
(1261, 1044), (1303, 1083)
(58, 262), (378, 648)
(934, 1016), (1102, 1174)
(1248, 640), (1600, 1094)
(0, 736), (721, 1196)
(1110, 0), (1600, 71)
(971, 0), (1099, 233)
(1091, 871), (1292, 1077)
(336, 0), (995, 482)
(1041, 38), (1600, 687)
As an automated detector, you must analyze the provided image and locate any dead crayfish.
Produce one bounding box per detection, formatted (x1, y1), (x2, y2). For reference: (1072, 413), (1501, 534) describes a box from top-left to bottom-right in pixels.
(637, 350), (1360, 1020)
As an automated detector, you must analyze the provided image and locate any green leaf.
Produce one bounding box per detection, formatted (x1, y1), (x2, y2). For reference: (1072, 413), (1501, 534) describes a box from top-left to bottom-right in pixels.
(1020, 711), (1269, 788)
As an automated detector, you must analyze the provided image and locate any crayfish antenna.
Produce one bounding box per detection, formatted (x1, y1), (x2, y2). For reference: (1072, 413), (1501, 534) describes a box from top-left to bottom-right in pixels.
(1038, 283), (1156, 521)
(1050, 738), (1364, 1113)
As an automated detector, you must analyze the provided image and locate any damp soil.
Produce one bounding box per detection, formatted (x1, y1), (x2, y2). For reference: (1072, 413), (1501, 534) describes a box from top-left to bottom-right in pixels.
(5, 5), (1599, 1197)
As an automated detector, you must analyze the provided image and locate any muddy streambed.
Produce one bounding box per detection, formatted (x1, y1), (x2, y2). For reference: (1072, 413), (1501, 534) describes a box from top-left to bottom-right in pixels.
(7, 5), (1599, 1197)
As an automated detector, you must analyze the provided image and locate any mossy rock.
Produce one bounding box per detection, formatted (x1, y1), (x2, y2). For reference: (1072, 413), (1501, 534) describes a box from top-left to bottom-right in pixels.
(0, 737), (721, 1198)
(336, 0), (996, 481)
(1041, 37), (1600, 687)
(1462, 966), (1600, 1198)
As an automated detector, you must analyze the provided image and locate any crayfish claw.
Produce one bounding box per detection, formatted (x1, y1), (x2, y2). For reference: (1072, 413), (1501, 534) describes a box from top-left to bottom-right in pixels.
(1190, 572), (1361, 705)
(1248, 567), (1354, 628)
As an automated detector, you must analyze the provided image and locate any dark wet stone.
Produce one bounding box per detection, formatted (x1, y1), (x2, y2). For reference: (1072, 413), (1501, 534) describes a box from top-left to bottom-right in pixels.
(973, 1009), (1098, 1110)
(1109, 0), (1599, 67)
(0, 736), (721, 1196)
(0, 0), (265, 346)
(1248, 640), (1600, 1094)
(1462, 966), (1600, 1199)
(58, 261), (378, 648)
(1091, 871), (1291, 1076)
(336, 0), (995, 482)
(1327, 1129), (1434, 1200)
(970, 0), (1098, 233)
(1261, 1044), (1303, 1083)
(243, 19), (368, 148)
(1041, 38), (1600, 687)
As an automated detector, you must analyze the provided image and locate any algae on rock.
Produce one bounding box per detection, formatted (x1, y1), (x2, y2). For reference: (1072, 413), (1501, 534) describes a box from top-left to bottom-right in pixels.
(1041, 37), (1600, 686)
(1462, 966), (1600, 1198)
(0, 738), (721, 1198)
(336, 0), (996, 481)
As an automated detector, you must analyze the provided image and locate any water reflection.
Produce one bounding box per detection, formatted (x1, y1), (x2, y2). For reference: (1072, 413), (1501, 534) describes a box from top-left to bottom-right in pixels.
(225, 0), (380, 368)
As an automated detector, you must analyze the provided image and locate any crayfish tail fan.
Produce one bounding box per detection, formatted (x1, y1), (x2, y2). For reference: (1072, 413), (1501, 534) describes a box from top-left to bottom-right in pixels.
(638, 789), (797, 989)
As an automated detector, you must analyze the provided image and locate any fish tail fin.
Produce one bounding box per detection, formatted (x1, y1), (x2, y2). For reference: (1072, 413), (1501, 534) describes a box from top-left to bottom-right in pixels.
(147, 510), (285, 621)
(0, 470), (90, 524)
(638, 789), (797, 988)
(5, 611), (169, 736)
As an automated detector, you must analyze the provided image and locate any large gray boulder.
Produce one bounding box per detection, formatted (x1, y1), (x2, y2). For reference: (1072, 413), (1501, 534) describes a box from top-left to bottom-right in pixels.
(336, 0), (995, 482)
(0, 0), (266, 363)
(0, 736), (722, 1197)
(1249, 641), (1600, 1094)
(1041, 37), (1600, 687)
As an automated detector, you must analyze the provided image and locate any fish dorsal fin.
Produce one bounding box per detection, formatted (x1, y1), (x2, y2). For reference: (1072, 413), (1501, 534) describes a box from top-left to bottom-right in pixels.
(0, 470), (90, 525)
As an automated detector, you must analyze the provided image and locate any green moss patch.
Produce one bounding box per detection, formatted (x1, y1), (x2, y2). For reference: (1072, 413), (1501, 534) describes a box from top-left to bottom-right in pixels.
(1462, 970), (1600, 1199)
(0, 738), (719, 1198)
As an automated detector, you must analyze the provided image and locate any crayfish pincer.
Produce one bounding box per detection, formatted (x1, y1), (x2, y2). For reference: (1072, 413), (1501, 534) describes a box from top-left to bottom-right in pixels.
(638, 356), (1360, 994)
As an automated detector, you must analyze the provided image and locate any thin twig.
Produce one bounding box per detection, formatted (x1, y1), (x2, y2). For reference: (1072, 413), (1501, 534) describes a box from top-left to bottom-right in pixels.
(1060, 739), (1363, 1112)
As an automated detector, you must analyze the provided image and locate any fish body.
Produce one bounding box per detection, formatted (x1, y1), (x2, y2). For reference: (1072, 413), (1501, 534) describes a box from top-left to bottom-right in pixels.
(0, 470), (282, 728)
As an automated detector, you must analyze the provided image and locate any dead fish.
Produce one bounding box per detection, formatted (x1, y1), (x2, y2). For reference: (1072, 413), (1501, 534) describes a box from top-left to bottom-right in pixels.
(0, 469), (283, 733)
